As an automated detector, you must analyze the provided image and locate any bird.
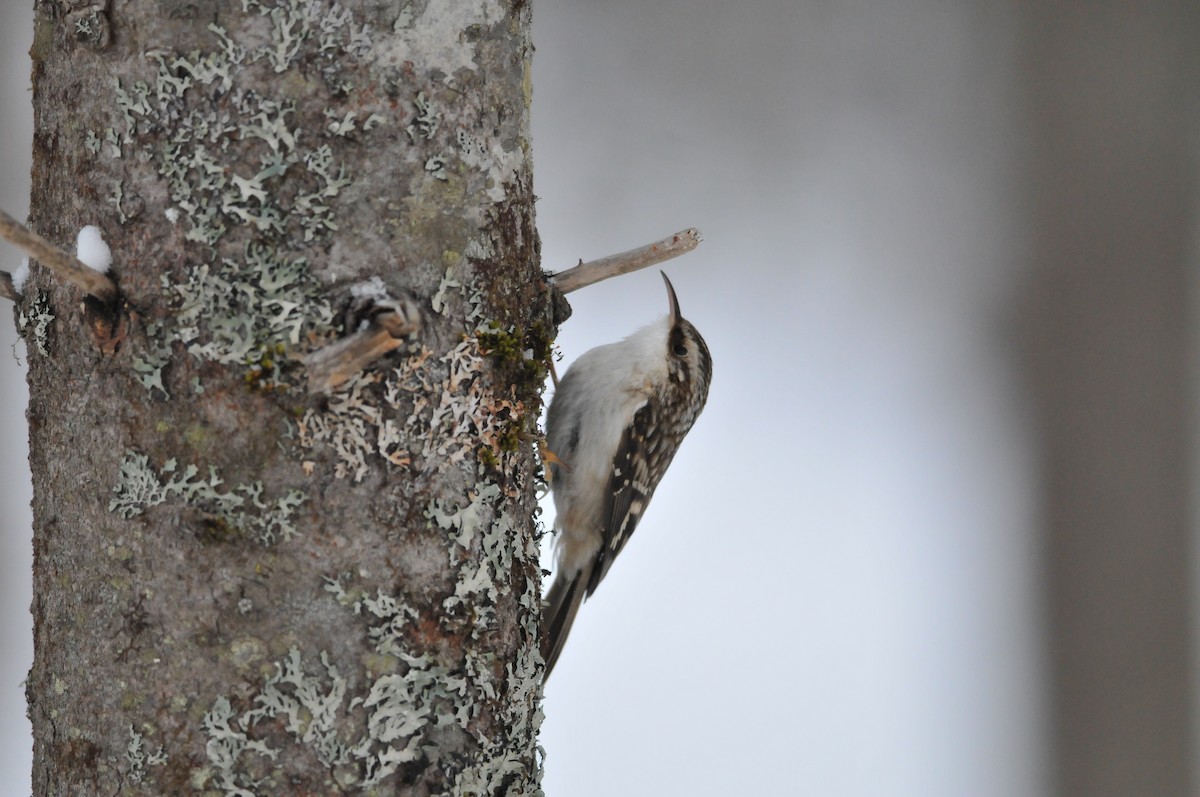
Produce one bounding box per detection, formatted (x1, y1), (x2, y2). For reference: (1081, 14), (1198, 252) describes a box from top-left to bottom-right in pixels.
(542, 271), (712, 676)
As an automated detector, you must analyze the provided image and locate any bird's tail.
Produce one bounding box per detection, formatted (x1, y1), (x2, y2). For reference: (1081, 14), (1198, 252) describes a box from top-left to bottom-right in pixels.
(542, 562), (592, 678)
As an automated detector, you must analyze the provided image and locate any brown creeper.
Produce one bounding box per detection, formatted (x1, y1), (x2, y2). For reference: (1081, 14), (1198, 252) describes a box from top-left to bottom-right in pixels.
(543, 272), (712, 676)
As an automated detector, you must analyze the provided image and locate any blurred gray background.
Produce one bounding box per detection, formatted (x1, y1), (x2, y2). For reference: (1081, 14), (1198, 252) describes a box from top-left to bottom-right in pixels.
(3, 2), (1197, 796)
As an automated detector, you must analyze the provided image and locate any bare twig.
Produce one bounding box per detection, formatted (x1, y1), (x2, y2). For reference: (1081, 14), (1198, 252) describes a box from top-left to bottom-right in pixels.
(303, 297), (422, 394)
(550, 228), (701, 294)
(0, 209), (118, 302)
(0, 271), (15, 303)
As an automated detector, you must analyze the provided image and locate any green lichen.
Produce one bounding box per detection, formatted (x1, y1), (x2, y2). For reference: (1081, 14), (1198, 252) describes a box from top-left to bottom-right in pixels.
(495, 423), (522, 453)
(475, 320), (554, 396)
(475, 323), (522, 365)
(183, 424), (209, 448)
(476, 447), (498, 469)
(474, 321), (554, 463)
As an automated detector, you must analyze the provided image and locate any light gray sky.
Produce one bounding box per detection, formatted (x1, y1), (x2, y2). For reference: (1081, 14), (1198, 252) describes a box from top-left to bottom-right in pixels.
(0, 3), (35, 795)
(532, 3), (1040, 796)
(1, 2), (1045, 795)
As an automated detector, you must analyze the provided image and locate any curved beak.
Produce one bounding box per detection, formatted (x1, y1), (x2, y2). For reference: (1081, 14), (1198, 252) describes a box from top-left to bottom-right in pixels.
(661, 271), (681, 326)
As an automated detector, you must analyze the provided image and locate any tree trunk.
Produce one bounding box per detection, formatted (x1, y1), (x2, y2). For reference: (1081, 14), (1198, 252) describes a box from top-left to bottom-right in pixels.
(23, 1), (547, 794)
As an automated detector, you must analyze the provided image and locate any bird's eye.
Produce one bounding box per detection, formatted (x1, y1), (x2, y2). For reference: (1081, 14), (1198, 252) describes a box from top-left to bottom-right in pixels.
(672, 341), (688, 357)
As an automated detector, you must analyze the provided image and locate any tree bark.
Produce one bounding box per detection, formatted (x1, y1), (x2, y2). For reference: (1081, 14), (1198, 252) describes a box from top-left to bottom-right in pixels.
(23, 1), (548, 794)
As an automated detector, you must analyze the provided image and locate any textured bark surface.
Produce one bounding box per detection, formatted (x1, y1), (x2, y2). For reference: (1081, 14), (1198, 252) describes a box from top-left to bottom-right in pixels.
(23, 1), (548, 794)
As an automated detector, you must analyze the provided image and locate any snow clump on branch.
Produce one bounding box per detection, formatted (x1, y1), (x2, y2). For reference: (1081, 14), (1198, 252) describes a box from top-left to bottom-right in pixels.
(75, 225), (112, 273)
(11, 257), (29, 295)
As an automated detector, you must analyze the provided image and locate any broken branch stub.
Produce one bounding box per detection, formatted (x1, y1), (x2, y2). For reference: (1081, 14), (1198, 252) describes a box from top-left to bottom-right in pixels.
(549, 227), (701, 294)
(303, 295), (422, 394)
(0, 209), (118, 303)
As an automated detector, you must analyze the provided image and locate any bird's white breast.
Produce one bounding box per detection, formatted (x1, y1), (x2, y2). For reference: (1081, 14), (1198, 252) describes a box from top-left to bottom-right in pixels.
(547, 316), (670, 574)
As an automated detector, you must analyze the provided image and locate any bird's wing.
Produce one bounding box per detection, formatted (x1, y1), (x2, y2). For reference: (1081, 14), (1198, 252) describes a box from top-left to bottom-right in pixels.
(586, 399), (661, 596)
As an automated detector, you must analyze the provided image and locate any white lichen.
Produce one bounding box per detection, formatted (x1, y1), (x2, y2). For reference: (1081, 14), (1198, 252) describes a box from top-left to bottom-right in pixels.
(424, 154), (449, 181)
(87, 6), (546, 792)
(17, 289), (54, 356)
(109, 451), (306, 544)
(429, 267), (462, 318)
(454, 125), (525, 203)
(298, 325), (526, 482)
(407, 91), (439, 141)
(429, 482), (546, 795)
(126, 725), (168, 785)
(203, 643), (450, 792)
(297, 370), (409, 482)
(130, 322), (173, 398)
(170, 243), (334, 381)
(243, 648), (349, 766)
(108, 452), (172, 515)
(393, 3), (414, 31)
(108, 181), (129, 224)
(203, 695), (280, 795)
(426, 482), (538, 638)
(430, 259), (486, 326)
(324, 109), (359, 137)
(205, 518), (544, 794)
(369, 0), (505, 78)
(97, 18), (360, 398)
(241, 0), (372, 73)
(112, 78), (151, 149)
